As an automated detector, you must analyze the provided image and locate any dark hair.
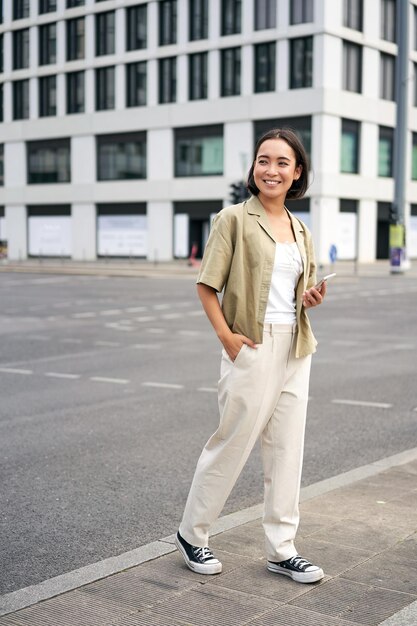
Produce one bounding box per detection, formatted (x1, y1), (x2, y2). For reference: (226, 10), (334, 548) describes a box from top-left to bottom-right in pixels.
(246, 128), (310, 200)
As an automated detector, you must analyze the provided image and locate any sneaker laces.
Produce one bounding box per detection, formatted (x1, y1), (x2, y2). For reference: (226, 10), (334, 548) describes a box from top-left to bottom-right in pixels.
(289, 555), (312, 569)
(194, 546), (215, 563)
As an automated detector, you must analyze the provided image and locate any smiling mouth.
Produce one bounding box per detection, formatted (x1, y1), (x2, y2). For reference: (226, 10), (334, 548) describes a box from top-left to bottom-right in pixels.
(263, 180), (281, 186)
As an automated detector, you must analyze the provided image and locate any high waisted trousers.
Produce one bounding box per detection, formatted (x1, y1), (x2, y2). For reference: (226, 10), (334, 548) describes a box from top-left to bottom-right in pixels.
(179, 323), (312, 562)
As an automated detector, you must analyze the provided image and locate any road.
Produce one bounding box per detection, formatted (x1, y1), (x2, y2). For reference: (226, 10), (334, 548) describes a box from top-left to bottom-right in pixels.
(1, 270), (416, 595)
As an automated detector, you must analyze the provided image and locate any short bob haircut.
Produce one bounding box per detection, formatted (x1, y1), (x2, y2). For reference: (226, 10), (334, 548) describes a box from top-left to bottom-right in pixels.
(247, 128), (310, 200)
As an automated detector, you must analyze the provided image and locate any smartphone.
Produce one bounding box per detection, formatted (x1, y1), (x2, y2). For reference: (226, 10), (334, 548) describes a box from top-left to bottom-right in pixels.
(314, 273), (336, 290)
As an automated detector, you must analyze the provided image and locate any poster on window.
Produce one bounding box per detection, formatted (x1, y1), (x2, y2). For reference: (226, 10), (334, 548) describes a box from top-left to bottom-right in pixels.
(408, 216), (417, 258)
(97, 215), (148, 257)
(28, 217), (72, 257)
(174, 214), (189, 258)
(336, 212), (357, 260)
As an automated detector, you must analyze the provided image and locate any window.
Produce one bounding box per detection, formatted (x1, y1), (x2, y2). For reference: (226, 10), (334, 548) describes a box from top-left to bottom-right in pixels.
(126, 62), (147, 107)
(27, 139), (71, 184)
(343, 0), (363, 30)
(221, 0), (241, 35)
(67, 71), (85, 114)
(255, 0), (276, 30)
(13, 80), (30, 119)
(13, 0), (30, 19)
(411, 133), (417, 180)
(414, 64), (417, 106)
(175, 125), (223, 176)
(0, 145), (3, 185)
(126, 5), (147, 50)
(380, 53), (395, 101)
(13, 29), (30, 69)
(0, 85), (3, 122)
(189, 52), (208, 100)
(381, 0), (396, 42)
(67, 0), (84, 6)
(159, 57), (176, 103)
(39, 23), (57, 65)
(290, 37), (313, 89)
(96, 11), (115, 56)
(378, 126), (394, 177)
(0, 34), (2, 73)
(221, 47), (241, 96)
(189, 0), (208, 40)
(39, 0), (57, 13)
(67, 17), (85, 61)
(159, 0), (177, 45)
(290, 0), (313, 24)
(96, 66), (115, 110)
(343, 41), (362, 92)
(254, 42), (276, 93)
(97, 133), (146, 180)
(415, 6), (417, 51)
(39, 75), (56, 116)
(341, 119), (360, 173)
(255, 116), (312, 159)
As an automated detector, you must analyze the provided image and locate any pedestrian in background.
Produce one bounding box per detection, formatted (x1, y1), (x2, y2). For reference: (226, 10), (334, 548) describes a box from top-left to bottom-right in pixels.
(176, 128), (327, 584)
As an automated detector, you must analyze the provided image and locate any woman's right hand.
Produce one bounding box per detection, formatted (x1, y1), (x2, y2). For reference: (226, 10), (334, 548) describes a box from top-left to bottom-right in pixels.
(221, 333), (257, 362)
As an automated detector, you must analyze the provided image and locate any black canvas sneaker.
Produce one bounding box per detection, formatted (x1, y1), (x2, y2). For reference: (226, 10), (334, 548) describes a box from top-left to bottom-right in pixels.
(267, 555), (324, 583)
(175, 531), (222, 575)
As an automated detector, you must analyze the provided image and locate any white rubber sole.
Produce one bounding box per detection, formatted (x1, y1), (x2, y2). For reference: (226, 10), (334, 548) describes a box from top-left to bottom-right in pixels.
(267, 561), (324, 583)
(175, 536), (222, 575)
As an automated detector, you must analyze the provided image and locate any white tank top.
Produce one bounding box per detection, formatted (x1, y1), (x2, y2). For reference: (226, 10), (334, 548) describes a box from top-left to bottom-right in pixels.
(264, 242), (303, 324)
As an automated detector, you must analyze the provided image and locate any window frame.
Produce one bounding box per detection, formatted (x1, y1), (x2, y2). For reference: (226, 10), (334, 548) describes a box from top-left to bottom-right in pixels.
(39, 22), (57, 66)
(95, 66), (115, 111)
(39, 75), (57, 117)
(342, 40), (362, 93)
(221, 0), (242, 36)
(66, 70), (85, 114)
(158, 56), (177, 104)
(67, 17), (85, 61)
(378, 125), (394, 177)
(189, 52), (208, 100)
(126, 61), (147, 107)
(290, 0), (314, 25)
(96, 132), (147, 181)
(126, 4), (147, 51)
(189, 0), (208, 41)
(290, 36), (313, 89)
(95, 11), (116, 56)
(174, 125), (224, 177)
(221, 47), (241, 96)
(341, 118), (360, 174)
(254, 41), (276, 93)
(343, 0), (363, 31)
(27, 138), (71, 184)
(159, 0), (177, 46)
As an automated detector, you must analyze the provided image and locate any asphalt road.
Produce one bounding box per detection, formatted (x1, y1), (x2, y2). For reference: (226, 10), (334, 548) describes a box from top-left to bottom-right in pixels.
(1, 270), (416, 595)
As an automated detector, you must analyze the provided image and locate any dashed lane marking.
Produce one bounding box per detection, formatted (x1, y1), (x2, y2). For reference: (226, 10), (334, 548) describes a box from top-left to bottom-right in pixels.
(198, 387), (217, 393)
(142, 382), (184, 390)
(60, 338), (83, 344)
(186, 310), (205, 316)
(94, 341), (121, 347)
(90, 376), (130, 385)
(332, 399), (392, 409)
(153, 304), (171, 310)
(99, 309), (123, 316)
(146, 328), (166, 334)
(161, 313), (182, 319)
(72, 312), (97, 319)
(131, 344), (161, 349)
(135, 316), (156, 322)
(125, 306), (147, 313)
(28, 335), (50, 341)
(45, 372), (81, 380)
(178, 330), (201, 336)
(0, 367), (33, 375)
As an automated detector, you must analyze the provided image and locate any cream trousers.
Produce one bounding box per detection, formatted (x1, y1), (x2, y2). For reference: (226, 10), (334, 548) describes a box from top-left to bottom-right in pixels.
(179, 323), (312, 562)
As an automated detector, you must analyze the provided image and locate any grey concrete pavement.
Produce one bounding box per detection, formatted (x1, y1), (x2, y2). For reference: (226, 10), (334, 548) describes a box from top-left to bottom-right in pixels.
(0, 450), (416, 625)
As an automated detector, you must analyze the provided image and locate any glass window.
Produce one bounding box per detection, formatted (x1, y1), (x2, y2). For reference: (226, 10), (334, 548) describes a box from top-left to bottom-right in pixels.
(39, 0), (57, 14)
(159, 57), (176, 103)
(343, 0), (363, 30)
(96, 66), (115, 110)
(341, 119), (360, 173)
(97, 133), (146, 181)
(255, 0), (276, 30)
(378, 126), (394, 177)
(0, 34), (3, 73)
(67, 71), (85, 114)
(126, 5), (147, 50)
(189, 0), (208, 40)
(221, 47), (241, 96)
(126, 62), (147, 107)
(221, 0), (241, 35)
(414, 63), (417, 106)
(67, 0), (84, 6)
(381, 0), (396, 42)
(175, 125), (223, 176)
(39, 75), (57, 117)
(254, 116), (312, 159)
(290, 0), (313, 24)
(0, 85), (3, 123)
(13, 0), (30, 20)
(290, 37), (313, 89)
(343, 41), (362, 92)
(380, 53), (395, 101)
(96, 11), (115, 56)
(0, 145), (3, 185)
(13, 29), (30, 70)
(67, 17), (85, 61)
(254, 42), (276, 93)
(27, 139), (71, 184)
(159, 0), (177, 45)
(13, 80), (30, 120)
(415, 6), (417, 51)
(39, 23), (57, 65)
(189, 52), (208, 100)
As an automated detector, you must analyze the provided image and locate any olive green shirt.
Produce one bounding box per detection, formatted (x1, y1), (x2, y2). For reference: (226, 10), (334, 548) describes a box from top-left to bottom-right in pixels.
(197, 194), (318, 358)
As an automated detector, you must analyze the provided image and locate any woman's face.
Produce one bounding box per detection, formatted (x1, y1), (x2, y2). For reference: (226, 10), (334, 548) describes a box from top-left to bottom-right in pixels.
(253, 138), (302, 203)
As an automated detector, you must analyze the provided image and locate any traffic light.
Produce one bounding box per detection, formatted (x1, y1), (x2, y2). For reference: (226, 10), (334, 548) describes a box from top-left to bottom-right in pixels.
(389, 204), (399, 224)
(229, 181), (248, 204)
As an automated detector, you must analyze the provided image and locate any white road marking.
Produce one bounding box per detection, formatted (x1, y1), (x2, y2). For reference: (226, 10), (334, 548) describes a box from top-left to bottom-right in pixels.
(142, 382), (184, 389)
(60, 338), (82, 344)
(94, 341), (121, 347)
(0, 367), (33, 375)
(331, 340), (359, 346)
(99, 309), (123, 316)
(178, 330), (201, 336)
(45, 372), (81, 380)
(161, 313), (181, 319)
(186, 310), (204, 316)
(153, 304), (171, 310)
(90, 376), (129, 385)
(198, 387), (217, 393)
(332, 399), (392, 409)
(104, 323), (134, 332)
(53, 302), (71, 308)
(393, 344), (415, 350)
(146, 328), (166, 334)
(28, 335), (50, 341)
(125, 306), (147, 313)
(73, 312), (96, 319)
(135, 316), (156, 322)
(131, 344), (161, 349)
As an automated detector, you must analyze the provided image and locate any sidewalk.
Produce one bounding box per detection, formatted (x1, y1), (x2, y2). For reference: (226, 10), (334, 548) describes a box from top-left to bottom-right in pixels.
(1, 452), (416, 626)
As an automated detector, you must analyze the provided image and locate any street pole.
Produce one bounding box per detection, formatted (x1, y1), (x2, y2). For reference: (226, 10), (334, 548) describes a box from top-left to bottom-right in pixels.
(390, 0), (410, 273)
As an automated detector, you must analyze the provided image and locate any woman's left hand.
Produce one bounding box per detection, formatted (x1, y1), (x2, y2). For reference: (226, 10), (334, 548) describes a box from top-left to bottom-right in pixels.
(302, 280), (327, 308)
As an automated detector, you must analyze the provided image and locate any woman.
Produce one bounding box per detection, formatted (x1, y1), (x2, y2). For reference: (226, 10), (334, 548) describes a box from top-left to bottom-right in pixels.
(175, 128), (326, 584)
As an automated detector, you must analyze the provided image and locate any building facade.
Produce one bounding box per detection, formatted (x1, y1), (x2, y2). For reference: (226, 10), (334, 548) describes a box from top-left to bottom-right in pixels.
(1, 0), (417, 263)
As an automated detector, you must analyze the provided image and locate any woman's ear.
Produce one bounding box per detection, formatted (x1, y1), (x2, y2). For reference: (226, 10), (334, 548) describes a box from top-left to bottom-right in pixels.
(294, 164), (303, 181)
